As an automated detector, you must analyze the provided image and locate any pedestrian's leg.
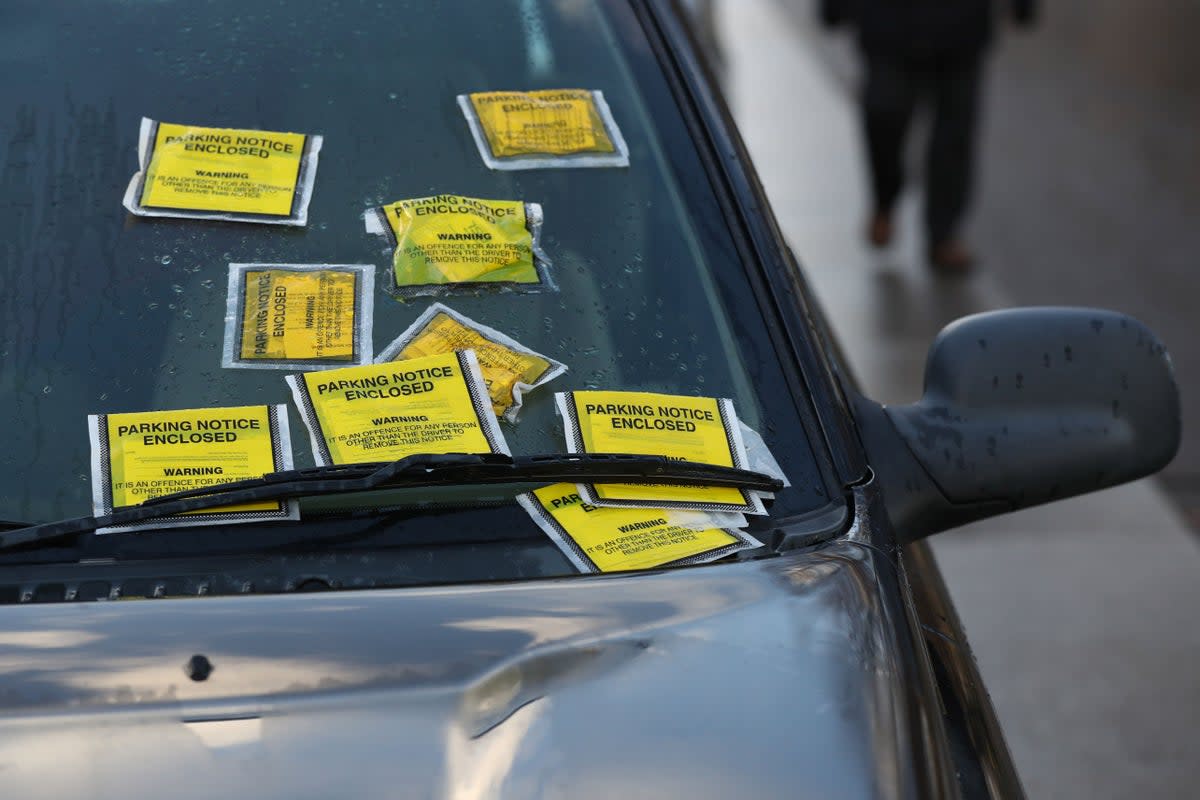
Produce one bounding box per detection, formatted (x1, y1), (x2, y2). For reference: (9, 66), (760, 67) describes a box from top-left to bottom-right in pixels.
(862, 53), (917, 246)
(925, 56), (983, 271)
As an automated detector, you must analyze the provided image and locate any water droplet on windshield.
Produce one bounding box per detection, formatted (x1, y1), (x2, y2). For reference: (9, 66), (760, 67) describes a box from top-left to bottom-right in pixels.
(388, 92), (398, 100)
(625, 311), (637, 321)
(171, 284), (184, 294)
(147, 302), (159, 310)
(42, 386), (52, 394)
(159, 255), (172, 265)
(99, 393), (108, 401)
(200, 279), (214, 289)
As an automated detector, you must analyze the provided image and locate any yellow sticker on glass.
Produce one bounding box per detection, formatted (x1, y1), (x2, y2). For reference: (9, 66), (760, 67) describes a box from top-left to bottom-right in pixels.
(87, 404), (298, 534)
(517, 483), (759, 573)
(555, 390), (767, 515)
(222, 263), (375, 370)
(286, 351), (510, 466)
(470, 89), (615, 157)
(123, 117), (322, 225)
(367, 195), (551, 297)
(458, 89), (629, 170)
(376, 303), (566, 422)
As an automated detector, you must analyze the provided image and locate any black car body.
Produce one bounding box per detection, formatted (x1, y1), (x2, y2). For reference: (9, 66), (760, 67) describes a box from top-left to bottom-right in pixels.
(0, 2), (1178, 798)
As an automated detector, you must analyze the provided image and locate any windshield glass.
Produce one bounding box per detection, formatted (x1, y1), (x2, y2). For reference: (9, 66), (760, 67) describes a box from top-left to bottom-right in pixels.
(0, 0), (838, 579)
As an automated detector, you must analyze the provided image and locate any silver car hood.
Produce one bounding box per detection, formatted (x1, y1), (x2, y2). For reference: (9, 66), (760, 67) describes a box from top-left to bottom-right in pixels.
(0, 541), (923, 799)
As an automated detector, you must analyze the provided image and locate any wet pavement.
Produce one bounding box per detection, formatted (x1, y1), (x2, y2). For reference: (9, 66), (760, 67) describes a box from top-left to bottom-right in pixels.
(712, 1), (1200, 797)
(974, 0), (1200, 528)
(774, 0), (1200, 528)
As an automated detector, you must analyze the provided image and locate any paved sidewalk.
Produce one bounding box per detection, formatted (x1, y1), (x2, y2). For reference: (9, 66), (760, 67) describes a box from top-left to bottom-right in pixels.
(715, 1), (1200, 797)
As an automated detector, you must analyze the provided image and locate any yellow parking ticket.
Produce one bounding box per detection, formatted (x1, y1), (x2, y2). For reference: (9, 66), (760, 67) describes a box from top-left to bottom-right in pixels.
(222, 263), (375, 370)
(375, 303), (566, 422)
(458, 89), (629, 169)
(123, 117), (322, 225)
(366, 195), (552, 297)
(286, 351), (510, 466)
(517, 483), (760, 573)
(87, 404), (297, 534)
(470, 89), (615, 157)
(555, 390), (767, 515)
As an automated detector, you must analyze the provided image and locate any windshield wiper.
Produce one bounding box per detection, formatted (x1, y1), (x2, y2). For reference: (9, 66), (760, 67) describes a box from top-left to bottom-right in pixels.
(0, 452), (783, 551)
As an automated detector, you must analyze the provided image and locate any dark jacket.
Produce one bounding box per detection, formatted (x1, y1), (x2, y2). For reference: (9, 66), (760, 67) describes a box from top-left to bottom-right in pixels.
(820, 0), (1036, 59)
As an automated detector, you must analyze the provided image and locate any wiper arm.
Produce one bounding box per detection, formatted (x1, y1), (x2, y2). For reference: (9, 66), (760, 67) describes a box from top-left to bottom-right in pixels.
(0, 453), (783, 551)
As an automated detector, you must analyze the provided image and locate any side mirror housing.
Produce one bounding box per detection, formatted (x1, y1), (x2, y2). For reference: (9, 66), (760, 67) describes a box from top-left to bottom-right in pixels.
(857, 307), (1181, 542)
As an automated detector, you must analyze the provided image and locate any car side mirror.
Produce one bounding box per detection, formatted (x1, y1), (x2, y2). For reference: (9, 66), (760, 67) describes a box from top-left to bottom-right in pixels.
(855, 307), (1181, 542)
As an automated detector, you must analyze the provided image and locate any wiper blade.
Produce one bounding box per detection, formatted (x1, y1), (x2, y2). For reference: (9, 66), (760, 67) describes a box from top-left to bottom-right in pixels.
(0, 453), (783, 551)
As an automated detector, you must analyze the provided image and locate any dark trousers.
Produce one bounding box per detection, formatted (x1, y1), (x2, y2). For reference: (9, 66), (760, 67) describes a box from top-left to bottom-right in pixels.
(861, 53), (983, 245)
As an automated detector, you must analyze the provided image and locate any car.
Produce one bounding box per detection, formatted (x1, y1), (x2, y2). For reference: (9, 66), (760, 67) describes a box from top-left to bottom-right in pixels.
(0, 1), (1179, 798)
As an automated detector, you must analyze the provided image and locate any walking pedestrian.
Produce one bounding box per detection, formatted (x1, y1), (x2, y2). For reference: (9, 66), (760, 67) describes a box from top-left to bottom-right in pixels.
(820, 0), (1036, 273)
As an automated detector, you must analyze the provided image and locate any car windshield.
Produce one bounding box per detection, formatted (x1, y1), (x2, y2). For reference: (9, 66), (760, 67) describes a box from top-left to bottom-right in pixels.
(0, 0), (838, 580)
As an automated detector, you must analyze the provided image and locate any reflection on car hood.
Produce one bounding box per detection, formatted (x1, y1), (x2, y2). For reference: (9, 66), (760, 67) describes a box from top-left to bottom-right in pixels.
(0, 542), (916, 799)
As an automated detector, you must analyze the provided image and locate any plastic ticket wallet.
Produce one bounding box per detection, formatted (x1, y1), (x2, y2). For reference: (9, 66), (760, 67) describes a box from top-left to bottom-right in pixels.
(286, 350), (510, 466)
(87, 404), (298, 534)
(517, 483), (761, 574)
(458, 89), (629, 170)
(123, 117), (322, 225)
(376, 303), (566, 423)
(222, 264), (375, 370)
(366, 194), (552, 298)
(556, 389), (769, 515)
